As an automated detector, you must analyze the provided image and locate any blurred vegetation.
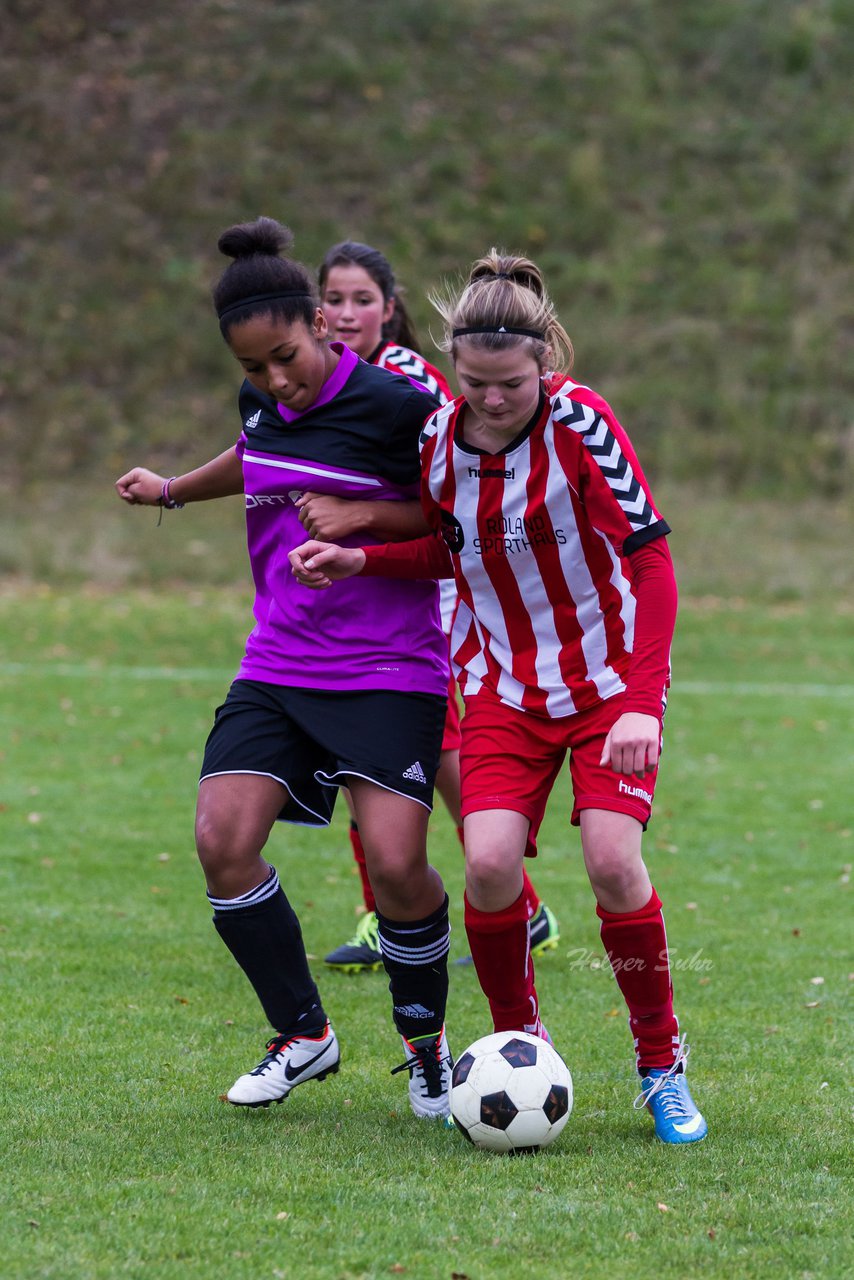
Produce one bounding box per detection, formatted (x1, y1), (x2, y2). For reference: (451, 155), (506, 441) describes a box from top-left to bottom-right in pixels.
(2, 0), (853, 496)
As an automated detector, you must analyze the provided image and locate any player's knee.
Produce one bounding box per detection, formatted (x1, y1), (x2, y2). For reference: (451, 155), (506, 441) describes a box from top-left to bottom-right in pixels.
(194, 809), (256, 879)
(465, 845), (514, 900)
(367, 849), (425, 907)
(586, 850), (642, 903)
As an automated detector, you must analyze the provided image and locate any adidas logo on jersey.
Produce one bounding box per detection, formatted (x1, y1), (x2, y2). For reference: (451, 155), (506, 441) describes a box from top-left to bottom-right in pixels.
(244, 410), (262, 431)
(402, 761), (427, 784)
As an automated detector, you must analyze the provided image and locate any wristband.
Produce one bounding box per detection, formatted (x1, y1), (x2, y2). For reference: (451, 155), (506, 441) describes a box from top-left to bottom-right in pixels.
(160, 477), (185, 510)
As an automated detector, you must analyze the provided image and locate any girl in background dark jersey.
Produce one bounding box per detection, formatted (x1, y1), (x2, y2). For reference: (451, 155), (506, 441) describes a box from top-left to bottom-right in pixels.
(297, 240), (560, 973)
(290, 249), (708, 1145)
(115, 217), (454, 1120)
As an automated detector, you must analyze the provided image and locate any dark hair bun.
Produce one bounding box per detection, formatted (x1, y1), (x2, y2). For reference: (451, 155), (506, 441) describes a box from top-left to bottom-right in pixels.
(217, 217), (295, 261)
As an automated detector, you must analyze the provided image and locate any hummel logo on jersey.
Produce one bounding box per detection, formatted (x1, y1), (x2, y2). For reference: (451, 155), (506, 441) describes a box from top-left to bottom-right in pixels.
(468, 466), (515, 479)
(244, 410), (262, 431)
(402, 761), (427, 784)
(393, 1003), (434, 1019)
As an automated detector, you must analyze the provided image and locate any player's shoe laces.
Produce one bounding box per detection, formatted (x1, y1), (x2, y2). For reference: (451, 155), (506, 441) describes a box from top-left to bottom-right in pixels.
(391, 1028), (453, 1119)
(455, 902), (560, 966)
(634, 1035), (708, 1144)
(225, 1021), (340, 1107)
(323, 911), (383, 973)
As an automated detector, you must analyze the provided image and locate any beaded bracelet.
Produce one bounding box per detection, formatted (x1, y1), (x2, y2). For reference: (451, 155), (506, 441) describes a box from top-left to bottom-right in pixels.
(160, 477), (185, 510)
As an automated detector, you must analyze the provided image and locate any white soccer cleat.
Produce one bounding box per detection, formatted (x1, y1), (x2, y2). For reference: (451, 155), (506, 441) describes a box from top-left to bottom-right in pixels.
(226, 1021), (340, 1107)
(391, 1027), (454, 1119)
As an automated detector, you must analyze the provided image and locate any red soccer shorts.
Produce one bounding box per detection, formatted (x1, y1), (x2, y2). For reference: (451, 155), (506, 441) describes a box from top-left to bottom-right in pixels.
(459, 691), (660, 856)
(441, 675), (463, 753)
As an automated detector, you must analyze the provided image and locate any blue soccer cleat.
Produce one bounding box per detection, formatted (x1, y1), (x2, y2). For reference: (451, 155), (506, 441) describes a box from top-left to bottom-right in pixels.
(634, 1037), (708, 1144)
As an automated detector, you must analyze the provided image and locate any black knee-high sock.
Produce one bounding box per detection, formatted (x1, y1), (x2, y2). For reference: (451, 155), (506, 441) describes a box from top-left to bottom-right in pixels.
(377, 894), (450, 1042)
(209, 867), (325, 1035)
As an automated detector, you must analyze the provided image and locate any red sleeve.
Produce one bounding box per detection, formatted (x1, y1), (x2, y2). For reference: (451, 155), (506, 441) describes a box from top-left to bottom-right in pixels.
(361, 532), (454, 580)
(622, 535), (678, 718)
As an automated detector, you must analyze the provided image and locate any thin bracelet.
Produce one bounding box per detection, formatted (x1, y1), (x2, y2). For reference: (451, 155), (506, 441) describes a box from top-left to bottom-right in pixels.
(160, 477), (185, 510)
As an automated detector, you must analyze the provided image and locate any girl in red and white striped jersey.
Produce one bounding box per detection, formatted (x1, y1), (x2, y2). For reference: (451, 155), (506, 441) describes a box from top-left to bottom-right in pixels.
(289, 250), (707, 1144)
(304, 240), (559, 970)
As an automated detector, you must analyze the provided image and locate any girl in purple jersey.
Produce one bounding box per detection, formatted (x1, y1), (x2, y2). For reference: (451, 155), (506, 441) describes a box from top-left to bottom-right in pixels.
(115, 217), (454, 1119)
(299, 239), (560, 973)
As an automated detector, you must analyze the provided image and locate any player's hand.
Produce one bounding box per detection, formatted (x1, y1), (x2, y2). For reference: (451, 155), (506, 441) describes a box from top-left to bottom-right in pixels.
(289, 540), (366, 589)
(295, 492), (365, 540)
(599, 712), (660, 778)
(115, 467), (165, 505)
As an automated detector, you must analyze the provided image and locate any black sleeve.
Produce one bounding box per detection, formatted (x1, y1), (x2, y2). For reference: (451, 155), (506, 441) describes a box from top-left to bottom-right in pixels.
(381, 386), (443, 485)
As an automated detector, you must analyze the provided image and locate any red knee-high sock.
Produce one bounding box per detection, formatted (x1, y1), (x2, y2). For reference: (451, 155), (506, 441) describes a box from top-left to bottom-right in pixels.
(349, 822), (376, 914)
(597, 887), (679, 1072)
(522, 869), (541, 916)
(464, 889), (540, 1033)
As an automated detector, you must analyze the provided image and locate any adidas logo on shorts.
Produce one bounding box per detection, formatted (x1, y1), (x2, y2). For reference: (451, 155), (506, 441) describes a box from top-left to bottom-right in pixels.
(402, 761), (427, 784)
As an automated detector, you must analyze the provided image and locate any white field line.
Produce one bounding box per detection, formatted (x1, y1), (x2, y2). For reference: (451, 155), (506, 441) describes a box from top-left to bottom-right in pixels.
(1, 662), (853, 699)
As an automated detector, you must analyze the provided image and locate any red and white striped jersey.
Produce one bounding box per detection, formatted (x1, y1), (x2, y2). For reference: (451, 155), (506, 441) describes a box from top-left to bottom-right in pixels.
(372, 341), (453, 403)
(415, 374), (672, 718)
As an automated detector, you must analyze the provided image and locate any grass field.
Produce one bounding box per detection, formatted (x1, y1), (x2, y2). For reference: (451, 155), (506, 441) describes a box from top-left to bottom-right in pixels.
(1, 568), (852, 1278)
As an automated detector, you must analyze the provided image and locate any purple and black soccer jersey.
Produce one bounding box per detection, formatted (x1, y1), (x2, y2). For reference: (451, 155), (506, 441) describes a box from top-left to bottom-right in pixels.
(233, 342), (448, 696)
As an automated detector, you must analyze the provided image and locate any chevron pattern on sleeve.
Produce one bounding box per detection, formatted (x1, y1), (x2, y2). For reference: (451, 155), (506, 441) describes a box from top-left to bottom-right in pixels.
(551, 393), (656, 534)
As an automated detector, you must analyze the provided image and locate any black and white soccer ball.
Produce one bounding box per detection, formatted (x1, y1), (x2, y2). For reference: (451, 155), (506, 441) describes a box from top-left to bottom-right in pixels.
(450, 1030), (572, 1154)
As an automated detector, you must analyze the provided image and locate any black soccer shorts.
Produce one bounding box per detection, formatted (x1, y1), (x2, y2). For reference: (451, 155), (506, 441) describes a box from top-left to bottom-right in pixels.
(200, 679), (446, 826)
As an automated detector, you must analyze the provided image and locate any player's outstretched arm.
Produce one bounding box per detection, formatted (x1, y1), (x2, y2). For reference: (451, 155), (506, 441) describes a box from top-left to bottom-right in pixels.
(115, 448), (244, 506)
(295, 492), (429, 542)
(289, 540), (367, 589)
(599, 712), (660, 778)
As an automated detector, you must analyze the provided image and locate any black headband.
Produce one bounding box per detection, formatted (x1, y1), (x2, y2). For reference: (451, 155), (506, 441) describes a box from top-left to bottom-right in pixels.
(452, 325), (546, 341)
(218, 291), (313, 320)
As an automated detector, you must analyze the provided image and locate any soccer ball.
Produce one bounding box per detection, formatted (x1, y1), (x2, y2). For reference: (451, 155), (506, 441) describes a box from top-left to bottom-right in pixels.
(450, 1030), (572, 1154)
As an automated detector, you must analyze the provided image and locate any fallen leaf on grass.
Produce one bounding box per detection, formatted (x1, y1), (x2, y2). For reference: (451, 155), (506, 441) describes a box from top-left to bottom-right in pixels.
(276, 1211), (290, 1221)
(657, 1203), (670, 1212)
(810, 976), (825, 985)
(708, 1229), (716, 1240)
(389, 1266), (405, 1274)
(451, 1273), (470, 1279)
(804, 1001), (821, 1008)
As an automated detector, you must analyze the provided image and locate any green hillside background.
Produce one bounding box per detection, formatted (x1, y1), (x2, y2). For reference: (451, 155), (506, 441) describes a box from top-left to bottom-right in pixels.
(2, 0), (853, 572)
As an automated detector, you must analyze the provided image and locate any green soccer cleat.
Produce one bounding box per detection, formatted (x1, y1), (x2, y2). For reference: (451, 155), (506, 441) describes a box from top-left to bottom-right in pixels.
(455, 901), (560, 967)
(529, 903), (560, 956)
(324, 910), (383, 973)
